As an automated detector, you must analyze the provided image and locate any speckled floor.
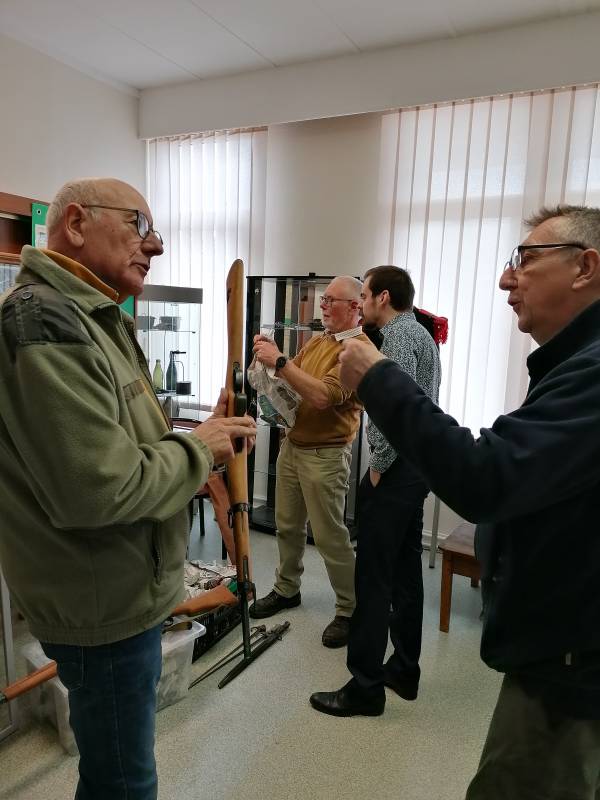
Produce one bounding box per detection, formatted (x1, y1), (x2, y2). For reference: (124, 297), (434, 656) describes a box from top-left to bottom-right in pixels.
(0, 513), (500, 800)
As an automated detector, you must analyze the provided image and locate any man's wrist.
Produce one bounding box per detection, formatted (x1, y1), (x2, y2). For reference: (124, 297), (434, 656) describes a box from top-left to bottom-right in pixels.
(275, 355), (288, 371)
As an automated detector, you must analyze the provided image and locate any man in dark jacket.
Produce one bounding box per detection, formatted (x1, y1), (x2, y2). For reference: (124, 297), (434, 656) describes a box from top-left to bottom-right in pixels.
(338, 205), (600, 799)
(310, 266), (440, 716)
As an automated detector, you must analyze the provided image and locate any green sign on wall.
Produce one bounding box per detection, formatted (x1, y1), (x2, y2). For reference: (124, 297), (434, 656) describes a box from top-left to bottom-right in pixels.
(31, 203), (48, 247)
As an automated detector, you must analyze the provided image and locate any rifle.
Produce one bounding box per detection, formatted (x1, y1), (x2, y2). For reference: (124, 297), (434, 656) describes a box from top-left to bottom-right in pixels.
(215, 258), (290, 689)
(0, 587), (238, 706)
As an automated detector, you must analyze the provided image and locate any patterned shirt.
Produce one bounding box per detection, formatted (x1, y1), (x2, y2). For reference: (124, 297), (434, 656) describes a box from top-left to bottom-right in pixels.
(368, 310), (441, 472)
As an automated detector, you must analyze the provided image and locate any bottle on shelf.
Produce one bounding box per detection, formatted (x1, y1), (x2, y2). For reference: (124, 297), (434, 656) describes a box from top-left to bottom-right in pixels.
(166, 350), (186, 391)
(152, 359), (163, 391)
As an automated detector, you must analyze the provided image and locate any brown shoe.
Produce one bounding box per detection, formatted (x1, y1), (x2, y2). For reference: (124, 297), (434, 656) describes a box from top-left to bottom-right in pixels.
(322, 615), (350, 648)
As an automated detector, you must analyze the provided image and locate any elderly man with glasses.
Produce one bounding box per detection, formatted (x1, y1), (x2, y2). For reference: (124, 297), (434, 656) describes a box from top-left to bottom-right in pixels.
(0, 177), (255, 799)
(250, 276), (368, 648)
(337, 205), (600, 800)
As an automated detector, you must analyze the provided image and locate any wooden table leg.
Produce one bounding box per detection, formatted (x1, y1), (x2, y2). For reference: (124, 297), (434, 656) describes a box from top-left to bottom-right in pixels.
(439, 552), (453, 632)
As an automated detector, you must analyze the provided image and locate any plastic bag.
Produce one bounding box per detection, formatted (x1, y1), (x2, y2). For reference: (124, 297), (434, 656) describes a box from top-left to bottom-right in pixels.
(247, 355), (302, 428)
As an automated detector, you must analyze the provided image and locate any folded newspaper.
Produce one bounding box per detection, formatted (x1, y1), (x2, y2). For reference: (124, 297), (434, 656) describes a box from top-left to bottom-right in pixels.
(183, 560), (237, 599)
(247, 355), (302, 428)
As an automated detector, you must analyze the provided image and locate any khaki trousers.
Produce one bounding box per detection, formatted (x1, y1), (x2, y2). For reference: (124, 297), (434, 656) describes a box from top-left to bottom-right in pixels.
(273, 437), (356, 617)
(466, 675), (600, 800)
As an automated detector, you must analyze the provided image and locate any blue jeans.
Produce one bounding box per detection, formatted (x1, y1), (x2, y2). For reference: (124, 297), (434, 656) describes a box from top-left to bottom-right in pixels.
(41, 625), (162, 800)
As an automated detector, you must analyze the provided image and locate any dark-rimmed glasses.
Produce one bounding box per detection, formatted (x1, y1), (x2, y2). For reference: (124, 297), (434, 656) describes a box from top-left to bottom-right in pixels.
(505, 242), (587, 272)
(82, 205), (163, 245)
(320, 295), (356, 307)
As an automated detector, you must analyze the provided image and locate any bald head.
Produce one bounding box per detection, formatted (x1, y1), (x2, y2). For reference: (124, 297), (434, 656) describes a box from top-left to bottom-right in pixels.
(328, 276), (363, 301)
(320, 275), (363, 334)
(44, 177), (162, 302)
(46, 178), (147, 236)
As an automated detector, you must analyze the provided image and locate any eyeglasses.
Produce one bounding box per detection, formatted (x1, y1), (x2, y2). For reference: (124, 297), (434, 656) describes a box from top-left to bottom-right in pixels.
(320, 295), (356, 307)
(82, 205), (163, 245)
(505, 242), (586, 272)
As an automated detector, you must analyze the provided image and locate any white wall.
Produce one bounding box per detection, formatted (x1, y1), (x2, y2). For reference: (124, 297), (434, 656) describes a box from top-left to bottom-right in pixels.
(263, 114), (382, 277)
(0, 34), (144, 203)
(141, 11), (600, 138)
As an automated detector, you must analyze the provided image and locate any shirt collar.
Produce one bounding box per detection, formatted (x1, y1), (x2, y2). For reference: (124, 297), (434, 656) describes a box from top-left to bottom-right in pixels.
(380, 310), (414, 334)
(41, 249), (119, 302)
(334, 325), (363, 342)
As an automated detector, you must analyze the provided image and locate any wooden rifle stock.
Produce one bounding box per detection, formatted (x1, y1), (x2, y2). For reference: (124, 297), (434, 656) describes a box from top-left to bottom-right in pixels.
(0, 584), (239, 705)
(225, 259), (250, 587)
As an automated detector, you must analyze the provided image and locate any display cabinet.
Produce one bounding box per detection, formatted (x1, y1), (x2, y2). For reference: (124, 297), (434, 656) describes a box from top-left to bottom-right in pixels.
(135, 285), (203, 418)
(244, 275), (367, 539)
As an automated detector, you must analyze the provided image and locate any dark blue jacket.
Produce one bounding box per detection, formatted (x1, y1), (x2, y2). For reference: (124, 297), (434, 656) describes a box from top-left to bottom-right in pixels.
(358, 300), (600, 675)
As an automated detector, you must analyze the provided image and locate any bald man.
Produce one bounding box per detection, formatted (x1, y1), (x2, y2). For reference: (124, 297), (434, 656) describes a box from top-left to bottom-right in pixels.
(250, 276), (368, 648)
(0, 178), (254, 799)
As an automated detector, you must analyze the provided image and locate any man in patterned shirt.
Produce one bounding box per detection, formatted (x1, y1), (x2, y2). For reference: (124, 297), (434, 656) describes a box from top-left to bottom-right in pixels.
(310, 265), (441, 716)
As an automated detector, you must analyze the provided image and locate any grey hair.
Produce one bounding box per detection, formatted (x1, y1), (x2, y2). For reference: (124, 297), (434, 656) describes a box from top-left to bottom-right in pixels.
(333, 275), (363, 300)
(46, 179), (106, 233)
(525, 205), (600, 253)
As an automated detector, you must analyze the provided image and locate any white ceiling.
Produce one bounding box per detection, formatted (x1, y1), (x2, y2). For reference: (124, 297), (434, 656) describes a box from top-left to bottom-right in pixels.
(2, 0), (599, 93)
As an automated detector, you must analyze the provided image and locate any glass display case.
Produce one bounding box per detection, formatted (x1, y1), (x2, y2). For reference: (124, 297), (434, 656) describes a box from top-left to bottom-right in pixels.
(245, 275), (367, 539)
(0, 261), (20, 294)
(135, 285), (203, 418)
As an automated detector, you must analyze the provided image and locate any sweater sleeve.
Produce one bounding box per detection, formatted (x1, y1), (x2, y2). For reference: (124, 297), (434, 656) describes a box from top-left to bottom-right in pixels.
(358, 357), (600, 523)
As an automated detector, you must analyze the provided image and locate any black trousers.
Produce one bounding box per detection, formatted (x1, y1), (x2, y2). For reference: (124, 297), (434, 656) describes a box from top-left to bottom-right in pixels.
(347, 458), (428, 696)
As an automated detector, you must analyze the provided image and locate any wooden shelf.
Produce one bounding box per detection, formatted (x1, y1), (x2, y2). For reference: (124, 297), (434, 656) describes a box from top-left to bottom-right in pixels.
(0, 252), (21, 265)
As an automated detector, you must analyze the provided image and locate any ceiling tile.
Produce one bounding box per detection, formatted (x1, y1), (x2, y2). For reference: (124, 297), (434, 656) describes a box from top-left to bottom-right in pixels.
(76, 0), (270, 80)
(191, 0), (359, 65)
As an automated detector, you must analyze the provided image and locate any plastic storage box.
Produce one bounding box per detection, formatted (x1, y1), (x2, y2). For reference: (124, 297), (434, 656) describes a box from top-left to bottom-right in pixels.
(21, 621), (205, 755)
(21, 640), (78, 756)
(156, 620), (205, 711)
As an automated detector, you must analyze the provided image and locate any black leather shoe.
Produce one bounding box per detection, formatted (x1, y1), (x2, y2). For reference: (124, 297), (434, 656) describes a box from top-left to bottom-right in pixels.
(249, 589), (301, 619)
(321, 615), (350, 648)
(310, 684), (385, 717)
(383, 669), (419, 701)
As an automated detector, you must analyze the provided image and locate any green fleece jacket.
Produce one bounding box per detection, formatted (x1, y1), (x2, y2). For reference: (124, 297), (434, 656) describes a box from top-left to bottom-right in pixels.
(0, 246), (213, 645)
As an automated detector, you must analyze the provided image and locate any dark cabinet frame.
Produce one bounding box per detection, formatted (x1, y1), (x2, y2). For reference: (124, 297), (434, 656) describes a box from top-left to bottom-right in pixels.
(244, 274), (364, 540)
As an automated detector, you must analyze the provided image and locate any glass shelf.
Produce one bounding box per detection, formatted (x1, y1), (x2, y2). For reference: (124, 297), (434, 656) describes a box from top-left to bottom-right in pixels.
(136, 285), (202, 407)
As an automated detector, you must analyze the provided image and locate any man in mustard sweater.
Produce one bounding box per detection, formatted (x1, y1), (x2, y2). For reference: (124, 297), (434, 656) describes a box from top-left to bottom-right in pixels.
(250, 276), (367, 648)
(0, 178), (255, 800)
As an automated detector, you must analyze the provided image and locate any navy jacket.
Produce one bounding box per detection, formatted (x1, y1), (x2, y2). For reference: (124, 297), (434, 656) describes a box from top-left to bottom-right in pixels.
(358, 300), (600, 675)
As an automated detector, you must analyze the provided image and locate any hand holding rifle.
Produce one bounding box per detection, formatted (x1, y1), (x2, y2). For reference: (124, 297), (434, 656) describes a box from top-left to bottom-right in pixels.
(191, 388), (256, 464)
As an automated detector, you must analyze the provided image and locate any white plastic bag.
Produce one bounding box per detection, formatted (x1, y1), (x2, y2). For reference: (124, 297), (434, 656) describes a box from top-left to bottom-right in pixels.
(247, 355), (302, 428)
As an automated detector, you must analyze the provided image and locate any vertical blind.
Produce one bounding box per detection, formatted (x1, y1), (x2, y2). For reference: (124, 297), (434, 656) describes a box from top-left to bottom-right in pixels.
(146, 129), (267, 407)
(376, 84), (600, 433)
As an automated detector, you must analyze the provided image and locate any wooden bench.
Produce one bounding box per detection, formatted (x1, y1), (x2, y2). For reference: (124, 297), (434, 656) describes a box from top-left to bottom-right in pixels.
(439, 522), (481, 632)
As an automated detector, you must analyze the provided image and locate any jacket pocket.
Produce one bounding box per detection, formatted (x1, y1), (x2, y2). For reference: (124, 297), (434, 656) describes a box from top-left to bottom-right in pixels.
(151, 523), (163, 584)
(122, 379), (145, 401)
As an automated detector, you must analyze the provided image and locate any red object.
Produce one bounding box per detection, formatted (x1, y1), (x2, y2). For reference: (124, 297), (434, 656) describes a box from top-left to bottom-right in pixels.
(415, 307), (449, 346)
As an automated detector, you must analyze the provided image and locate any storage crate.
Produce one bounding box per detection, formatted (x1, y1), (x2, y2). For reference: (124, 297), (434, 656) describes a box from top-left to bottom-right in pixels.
(157, 620), (205, 710)
(22, 640), (78, 756)
(192, 602), (241, 662)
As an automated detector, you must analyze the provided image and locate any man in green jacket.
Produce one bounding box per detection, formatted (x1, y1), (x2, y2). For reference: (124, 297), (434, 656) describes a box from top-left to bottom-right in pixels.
(0, 177), (255, 800)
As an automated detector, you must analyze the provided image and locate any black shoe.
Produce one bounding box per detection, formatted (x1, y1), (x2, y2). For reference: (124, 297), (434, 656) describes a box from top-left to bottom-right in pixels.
(310, 684), (385, 717)
(249, 589), (301, 619)
(383, 668), (419, 701)
(321, 615), (350, 648)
